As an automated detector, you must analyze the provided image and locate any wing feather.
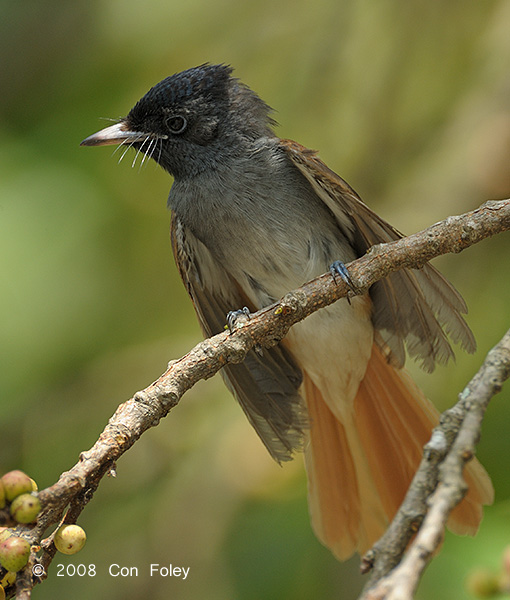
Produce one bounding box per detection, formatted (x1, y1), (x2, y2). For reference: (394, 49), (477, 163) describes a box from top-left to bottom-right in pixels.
(171, 215), (306, 462)
(281, 139), (475, 370)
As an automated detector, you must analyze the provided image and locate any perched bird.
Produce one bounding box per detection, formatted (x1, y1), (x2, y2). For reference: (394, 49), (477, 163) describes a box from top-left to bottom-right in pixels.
(81, 64), (493, 560)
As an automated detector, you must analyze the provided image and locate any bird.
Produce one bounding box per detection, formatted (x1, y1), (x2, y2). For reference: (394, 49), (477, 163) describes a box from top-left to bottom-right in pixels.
(81, 64), (493, 561)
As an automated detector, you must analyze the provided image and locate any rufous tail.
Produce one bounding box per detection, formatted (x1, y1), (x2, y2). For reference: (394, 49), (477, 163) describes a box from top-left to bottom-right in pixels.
(303, 343), (494, 561)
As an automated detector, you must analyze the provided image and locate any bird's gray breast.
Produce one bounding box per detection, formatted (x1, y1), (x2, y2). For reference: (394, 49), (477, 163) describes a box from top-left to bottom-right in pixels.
(168, 144), (355, 306)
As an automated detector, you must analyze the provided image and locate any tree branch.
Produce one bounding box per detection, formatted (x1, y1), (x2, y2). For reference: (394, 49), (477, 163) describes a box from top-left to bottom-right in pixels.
(3, 198), (509, 597)
(359, 327), (510, 600)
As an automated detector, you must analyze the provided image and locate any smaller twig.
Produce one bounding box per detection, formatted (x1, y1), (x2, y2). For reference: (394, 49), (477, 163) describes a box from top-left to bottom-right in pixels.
(360, 329), (510, 600)
(14, 552), (35, 600)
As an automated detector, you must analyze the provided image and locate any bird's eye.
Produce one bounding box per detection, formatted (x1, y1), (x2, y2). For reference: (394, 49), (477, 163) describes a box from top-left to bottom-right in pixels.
(165, 115), (187, 135)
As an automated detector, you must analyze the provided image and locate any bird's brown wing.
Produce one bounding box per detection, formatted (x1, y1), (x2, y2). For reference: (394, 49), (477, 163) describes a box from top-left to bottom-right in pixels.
(171, 214), (306, 462)
(281, 139), (475, 371)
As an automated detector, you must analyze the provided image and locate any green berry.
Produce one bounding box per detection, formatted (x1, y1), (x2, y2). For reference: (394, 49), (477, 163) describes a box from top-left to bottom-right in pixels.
(1, 471), (33, 502)
(54, 525), (86, 555)
(9, 493), (41, 524)
(0, 480), (5, 509)
(0, 537), (30, 572)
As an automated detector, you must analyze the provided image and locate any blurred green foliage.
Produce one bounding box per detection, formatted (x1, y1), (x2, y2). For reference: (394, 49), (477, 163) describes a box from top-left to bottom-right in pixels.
(1, 0), (509, 598)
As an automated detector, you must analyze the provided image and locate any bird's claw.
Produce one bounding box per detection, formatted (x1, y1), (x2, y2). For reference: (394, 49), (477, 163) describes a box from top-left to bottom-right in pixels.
(226, 307), (251, 333)
(329, 260), (356, 303)
(226, 307), (262, 354)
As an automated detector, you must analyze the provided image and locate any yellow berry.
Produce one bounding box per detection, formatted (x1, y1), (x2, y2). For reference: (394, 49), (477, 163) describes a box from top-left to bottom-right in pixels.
(54, 525), (86, 555)
(466, 568), (500, 598)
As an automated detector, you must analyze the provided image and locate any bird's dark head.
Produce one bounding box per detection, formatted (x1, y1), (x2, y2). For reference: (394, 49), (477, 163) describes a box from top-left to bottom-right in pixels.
(81, 64), (276, 178)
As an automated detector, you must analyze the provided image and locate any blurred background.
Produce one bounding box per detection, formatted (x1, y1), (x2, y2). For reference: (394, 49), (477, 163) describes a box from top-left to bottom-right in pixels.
(1, 0), (509, 598)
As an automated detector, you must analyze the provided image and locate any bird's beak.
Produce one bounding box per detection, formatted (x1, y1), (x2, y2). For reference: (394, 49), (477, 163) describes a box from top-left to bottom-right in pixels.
(80, 122), (144, 147)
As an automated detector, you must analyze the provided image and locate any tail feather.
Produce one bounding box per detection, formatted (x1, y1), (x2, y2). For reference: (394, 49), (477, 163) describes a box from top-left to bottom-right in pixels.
(304, 343), (494, 560)
(354, 346), (439, 521)
(304, 374), (361, 559)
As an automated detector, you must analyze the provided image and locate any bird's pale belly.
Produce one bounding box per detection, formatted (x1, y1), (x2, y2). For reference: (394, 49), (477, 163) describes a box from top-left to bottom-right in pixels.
(285, 294), (373, 420)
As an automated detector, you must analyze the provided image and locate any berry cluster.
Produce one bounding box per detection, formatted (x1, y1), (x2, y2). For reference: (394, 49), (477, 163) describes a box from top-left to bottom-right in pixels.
(0, 470), (86, 598)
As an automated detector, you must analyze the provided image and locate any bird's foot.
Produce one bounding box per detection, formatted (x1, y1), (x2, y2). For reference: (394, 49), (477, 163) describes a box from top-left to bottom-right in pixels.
(226, 307), (251, 333)
(226, 307), (263, 355)
(329, 260), (356, 303)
